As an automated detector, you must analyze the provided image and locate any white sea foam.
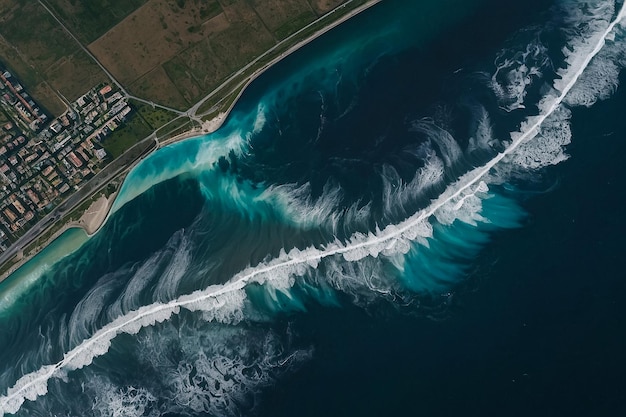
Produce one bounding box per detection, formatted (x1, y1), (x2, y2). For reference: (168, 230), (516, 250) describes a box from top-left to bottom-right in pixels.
(411, 120), (463, 168)
(263, 139), (446, 235)
(110, 119), (252, 215)
(252, 103), (268, 135)
(135, 323), (311, 416)
(2, 3), (626, 415)
(152, 231), (192, 303)
(434, 181), (489, 226)
(107, 253), (162, 319)
(91, 381), (158, 417)
(380, 145), (445, 219)
(262, 180), (348, 231)
(467, 105), (499, 154)
(506, 106), (572, 170)
(563, 7), (626, 107)
(67, 268), (129, 350)
(491, 38), (551, 111)
(554, 0), (617, 92)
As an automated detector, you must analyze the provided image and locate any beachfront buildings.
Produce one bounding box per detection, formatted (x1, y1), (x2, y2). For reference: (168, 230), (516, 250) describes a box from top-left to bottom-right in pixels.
(0, 66), (132, 253)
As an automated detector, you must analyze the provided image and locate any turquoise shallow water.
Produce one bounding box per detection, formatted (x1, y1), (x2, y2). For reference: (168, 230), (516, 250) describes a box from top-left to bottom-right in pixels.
(1, 0), (626, 415)
(0, 228), (88, 316)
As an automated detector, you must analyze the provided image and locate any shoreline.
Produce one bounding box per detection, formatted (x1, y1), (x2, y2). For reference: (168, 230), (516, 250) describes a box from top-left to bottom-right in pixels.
(0, 193), (118, 283)
(70, 192), (117, 236)
(0, 0), (383, 285)
(161, 0), (383, 146)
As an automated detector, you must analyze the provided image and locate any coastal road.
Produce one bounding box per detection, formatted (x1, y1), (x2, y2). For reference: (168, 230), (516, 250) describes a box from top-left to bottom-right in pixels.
(0, 138), (156, 275)
(0, 0), (383, 275)
(185, 0), (381, 119)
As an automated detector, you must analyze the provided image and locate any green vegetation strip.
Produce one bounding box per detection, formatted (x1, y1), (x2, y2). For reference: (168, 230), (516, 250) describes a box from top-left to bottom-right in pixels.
(0, 257), (18, 278)
(102, 111), (153, 158)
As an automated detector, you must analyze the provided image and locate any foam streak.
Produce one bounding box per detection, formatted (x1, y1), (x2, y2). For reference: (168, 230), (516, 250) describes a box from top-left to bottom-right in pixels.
(2, 4), (625, 415)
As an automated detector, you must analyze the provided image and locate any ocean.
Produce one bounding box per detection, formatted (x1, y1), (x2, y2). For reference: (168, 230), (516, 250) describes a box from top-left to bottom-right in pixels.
(1, 0), (626, 415)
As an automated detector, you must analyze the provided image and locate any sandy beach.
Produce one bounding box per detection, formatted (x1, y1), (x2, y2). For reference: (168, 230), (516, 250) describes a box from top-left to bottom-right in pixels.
(73, 193), (117, 236)
(0, 0), (382, 284)
(0, 193), (116, 283)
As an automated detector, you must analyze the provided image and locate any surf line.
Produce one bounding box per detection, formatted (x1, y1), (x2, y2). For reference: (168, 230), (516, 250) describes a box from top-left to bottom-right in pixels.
(2, 4), (625, 416)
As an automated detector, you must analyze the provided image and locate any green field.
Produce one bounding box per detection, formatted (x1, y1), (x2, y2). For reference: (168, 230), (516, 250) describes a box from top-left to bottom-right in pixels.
(136, 103), (179, 130)
(101, 112), (153, 158)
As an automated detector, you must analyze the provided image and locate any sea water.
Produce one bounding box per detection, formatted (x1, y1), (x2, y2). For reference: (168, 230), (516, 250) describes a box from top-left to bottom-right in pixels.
(1, 0), (625, 415)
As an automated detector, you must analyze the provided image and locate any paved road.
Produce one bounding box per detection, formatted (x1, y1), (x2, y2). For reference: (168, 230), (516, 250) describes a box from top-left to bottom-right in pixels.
(185, 0), (364, 119)
(0, 139), (155, 270)
(0, 0), (382, 272)
(38, 0), (376, 123)
(38, 0), (187, 117)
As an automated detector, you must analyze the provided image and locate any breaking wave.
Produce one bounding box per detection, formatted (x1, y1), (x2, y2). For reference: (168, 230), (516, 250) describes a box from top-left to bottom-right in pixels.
(2, 1), (626, 416)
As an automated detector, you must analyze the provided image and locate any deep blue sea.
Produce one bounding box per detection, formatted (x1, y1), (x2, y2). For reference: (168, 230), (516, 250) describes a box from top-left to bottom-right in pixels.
(1, 0), (626, 415)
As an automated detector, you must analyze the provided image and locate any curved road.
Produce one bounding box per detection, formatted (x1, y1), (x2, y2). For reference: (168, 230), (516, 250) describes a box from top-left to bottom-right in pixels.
(0, 0), (383, 276)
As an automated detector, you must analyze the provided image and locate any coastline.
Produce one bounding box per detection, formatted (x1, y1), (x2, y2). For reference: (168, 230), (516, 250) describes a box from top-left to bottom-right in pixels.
(161, 0), (384, 147)
(71, 192), (117, 236)
(187, 0), (384, 123)
(0, 0), (383, 286)
(0, 193), (117, 284)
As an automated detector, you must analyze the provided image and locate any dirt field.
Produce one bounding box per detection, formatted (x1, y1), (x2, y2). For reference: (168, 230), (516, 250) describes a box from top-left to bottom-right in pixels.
(89, 0), (223, 86)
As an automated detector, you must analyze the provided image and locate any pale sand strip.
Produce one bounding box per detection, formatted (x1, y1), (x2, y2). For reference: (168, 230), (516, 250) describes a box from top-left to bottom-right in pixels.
(0, 193), (117, 282)
(0, 0), (382, 282)
(73, 193), (117, 236)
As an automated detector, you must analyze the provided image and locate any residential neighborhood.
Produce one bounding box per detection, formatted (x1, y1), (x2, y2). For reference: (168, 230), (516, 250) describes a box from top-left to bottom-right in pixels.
(0, 65), (131, 254)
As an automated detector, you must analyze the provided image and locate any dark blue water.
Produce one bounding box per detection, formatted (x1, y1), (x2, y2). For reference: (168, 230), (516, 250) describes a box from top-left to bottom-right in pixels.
(1, 0), (625, 416)
(260, 77), (626, 417)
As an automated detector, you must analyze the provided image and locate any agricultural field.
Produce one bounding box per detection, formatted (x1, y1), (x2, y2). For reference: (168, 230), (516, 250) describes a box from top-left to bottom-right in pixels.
(45, 0), (149, 44)
(0, 0), (351, 116)
(89, 0), (223, 87)
(251, 0), (316, 38)
(162, 0), (276, 104)
(89, 0), (349, 109)
(131, 67), (189, 110)
(309, 0), (347, 15)
(0, 0), (107, 116)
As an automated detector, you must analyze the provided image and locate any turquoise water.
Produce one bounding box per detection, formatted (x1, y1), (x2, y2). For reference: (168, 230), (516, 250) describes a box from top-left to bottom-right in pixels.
(0, 228), (88, 316)
(1, 0), (626, 415)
